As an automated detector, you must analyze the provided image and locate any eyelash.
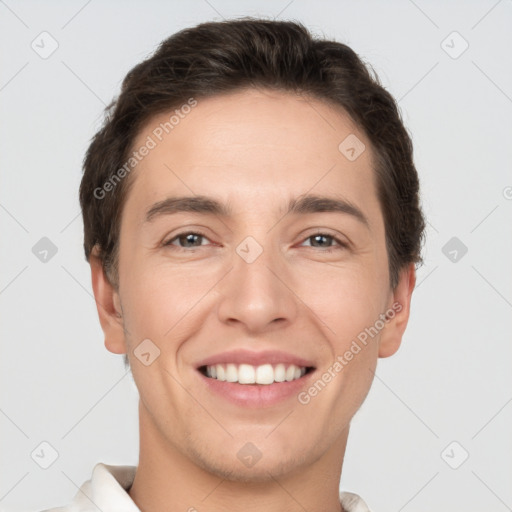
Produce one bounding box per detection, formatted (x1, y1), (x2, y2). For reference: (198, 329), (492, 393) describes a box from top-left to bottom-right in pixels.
(162, 230), (348, 253)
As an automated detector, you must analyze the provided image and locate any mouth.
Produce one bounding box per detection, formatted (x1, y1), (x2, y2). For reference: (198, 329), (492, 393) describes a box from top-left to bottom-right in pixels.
(194, 349), (318, 407)
(198, 363), (316, 385)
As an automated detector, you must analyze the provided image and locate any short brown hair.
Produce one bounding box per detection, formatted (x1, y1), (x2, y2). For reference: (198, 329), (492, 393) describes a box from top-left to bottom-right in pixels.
(80, 17), (426, 294)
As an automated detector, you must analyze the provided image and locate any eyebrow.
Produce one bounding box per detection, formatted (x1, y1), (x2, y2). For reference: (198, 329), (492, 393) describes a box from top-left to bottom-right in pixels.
(144, 194), (370, 229)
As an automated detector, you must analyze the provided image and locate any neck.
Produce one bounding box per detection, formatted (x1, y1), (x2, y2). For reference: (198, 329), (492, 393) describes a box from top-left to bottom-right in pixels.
(129, 400), (349, 512)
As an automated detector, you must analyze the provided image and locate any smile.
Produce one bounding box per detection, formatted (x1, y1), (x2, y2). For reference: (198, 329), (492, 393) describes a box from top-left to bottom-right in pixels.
(199, 363), (315, 385)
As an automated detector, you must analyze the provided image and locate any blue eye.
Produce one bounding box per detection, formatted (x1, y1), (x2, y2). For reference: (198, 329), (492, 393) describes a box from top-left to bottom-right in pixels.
(163, 231), (348, 252)
(301, 233), (348, 252)
(163, 231), (209, 249)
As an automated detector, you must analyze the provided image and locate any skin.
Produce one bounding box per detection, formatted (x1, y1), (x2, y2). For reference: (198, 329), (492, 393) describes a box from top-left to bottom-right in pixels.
(90, 88), (416, 512)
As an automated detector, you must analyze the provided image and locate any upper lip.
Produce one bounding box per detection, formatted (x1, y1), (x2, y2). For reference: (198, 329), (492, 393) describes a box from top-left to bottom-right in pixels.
(196, 349), (316, 369)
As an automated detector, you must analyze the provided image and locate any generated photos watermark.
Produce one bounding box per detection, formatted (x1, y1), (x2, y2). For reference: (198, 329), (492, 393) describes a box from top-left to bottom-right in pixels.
(297, 300), (403, 405)
(93, 97), (198, 200)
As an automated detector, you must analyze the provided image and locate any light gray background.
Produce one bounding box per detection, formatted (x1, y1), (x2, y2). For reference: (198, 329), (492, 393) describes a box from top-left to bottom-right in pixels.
(1, 1), (511, 511)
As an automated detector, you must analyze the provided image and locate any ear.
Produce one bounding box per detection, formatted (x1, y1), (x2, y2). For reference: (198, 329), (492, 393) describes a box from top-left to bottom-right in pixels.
(378, 263), (417, 358)
(89, 246), (127, 355)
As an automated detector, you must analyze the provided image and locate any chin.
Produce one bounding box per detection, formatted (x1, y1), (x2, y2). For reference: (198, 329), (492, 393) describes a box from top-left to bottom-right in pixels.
(190, 444), (310, 483)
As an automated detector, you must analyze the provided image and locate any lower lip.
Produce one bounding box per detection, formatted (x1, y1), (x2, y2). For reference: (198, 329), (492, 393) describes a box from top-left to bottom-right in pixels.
(197, 369), (316, 408)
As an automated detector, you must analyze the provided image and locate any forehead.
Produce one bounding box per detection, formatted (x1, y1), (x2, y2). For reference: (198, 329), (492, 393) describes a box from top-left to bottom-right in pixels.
(124, 88), (382, 228)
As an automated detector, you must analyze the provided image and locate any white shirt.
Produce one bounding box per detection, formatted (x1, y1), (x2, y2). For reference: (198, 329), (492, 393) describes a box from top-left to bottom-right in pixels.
(41, 462), (372, 512)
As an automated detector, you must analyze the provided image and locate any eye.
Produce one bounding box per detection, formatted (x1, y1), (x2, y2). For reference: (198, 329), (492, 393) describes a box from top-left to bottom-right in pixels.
(162, 230), (348, 252)
(300, 233), (348, 252)
(163, 231), (210, 250)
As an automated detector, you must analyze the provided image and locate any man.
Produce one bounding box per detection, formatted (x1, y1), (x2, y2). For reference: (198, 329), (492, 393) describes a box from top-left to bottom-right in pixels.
(44, 17), (425, 512)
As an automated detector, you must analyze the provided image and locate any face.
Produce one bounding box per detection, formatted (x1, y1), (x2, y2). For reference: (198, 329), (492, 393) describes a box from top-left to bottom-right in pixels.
(92, 88), (415, 482)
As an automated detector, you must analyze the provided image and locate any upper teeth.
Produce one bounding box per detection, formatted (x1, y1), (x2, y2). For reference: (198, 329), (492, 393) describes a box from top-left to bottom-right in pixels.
(205, 363), (307, 385)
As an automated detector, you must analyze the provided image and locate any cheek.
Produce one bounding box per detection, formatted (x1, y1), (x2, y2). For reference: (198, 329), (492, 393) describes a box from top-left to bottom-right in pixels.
(120, 260), (213, 346)
(297, 264), (385, 342)
(336, 346), (378, 421)
(118, 268), (171, 345)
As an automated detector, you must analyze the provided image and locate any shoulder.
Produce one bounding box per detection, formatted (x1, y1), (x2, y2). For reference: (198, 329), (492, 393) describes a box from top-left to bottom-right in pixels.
(339, 491), (373, 512)
(37, 462), (138, 512)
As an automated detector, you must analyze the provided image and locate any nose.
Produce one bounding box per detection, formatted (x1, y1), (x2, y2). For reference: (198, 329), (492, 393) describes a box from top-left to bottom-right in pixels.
(216, 237), (299, 333)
